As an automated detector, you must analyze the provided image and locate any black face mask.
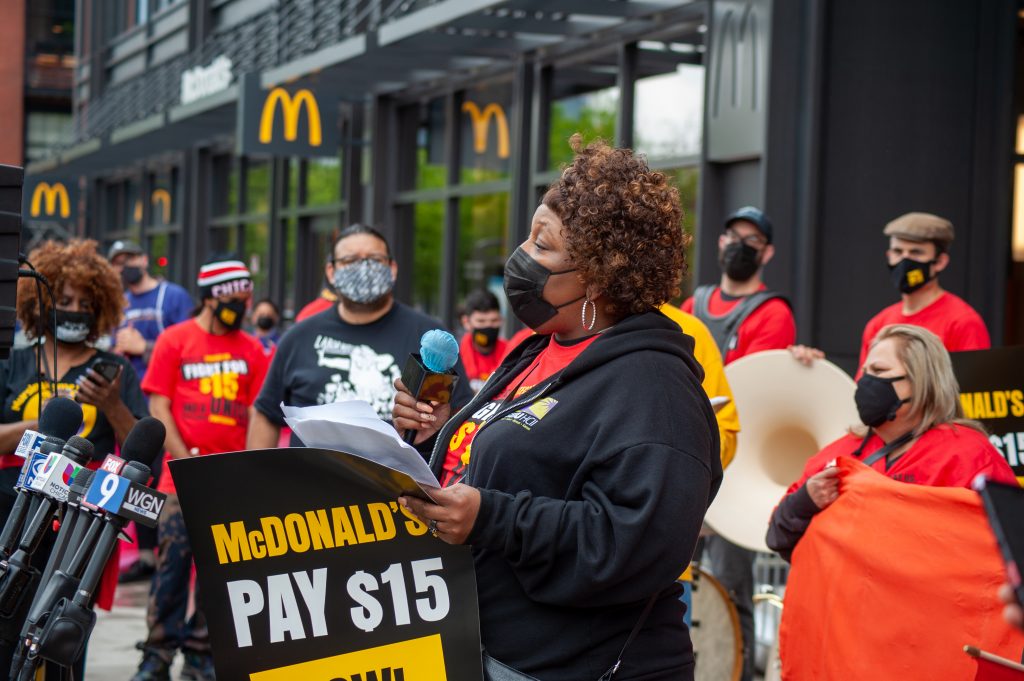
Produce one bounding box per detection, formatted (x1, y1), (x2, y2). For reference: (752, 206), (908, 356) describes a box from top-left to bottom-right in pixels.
(255, 315), (277, 331)
(471, 326), (500, 353)
(503, 247), (583, 330)
(720, 241), (762, 282)
(855, 373), (909, 428)
(120, 266), (144, 287)
(889, 258), (934, 294)
(213, 299), (247, 331)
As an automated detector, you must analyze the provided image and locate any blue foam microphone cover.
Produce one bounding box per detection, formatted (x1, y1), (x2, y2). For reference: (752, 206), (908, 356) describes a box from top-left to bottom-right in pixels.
(419, 330), (460, 373)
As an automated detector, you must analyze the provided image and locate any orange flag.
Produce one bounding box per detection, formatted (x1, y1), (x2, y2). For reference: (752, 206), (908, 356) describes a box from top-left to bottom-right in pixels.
(780, 457), (1024, 680)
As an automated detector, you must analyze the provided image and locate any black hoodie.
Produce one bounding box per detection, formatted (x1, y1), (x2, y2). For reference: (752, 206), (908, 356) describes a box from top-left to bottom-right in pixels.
(428, 311), (722, 681)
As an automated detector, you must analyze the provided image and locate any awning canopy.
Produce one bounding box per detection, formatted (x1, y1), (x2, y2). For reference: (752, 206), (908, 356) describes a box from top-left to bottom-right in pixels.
(28, 0), (705, 177)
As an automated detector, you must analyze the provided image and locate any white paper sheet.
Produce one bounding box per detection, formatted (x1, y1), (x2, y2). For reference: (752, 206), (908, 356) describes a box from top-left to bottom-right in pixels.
(281, 401), (441, 493)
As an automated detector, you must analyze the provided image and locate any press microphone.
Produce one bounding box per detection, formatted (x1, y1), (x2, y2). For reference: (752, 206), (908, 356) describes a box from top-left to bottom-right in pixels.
(39, 417), (165, 600)
(401, 330), (461, 444)
(9, 462), (159, 675)
(0, 399), (83, 561)
(0, 438), (93, 617)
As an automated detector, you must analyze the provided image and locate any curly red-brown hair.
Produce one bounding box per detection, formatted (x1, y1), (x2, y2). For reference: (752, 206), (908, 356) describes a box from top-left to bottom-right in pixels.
(543, 134), (687, 316)
(18, 239), (125, 341)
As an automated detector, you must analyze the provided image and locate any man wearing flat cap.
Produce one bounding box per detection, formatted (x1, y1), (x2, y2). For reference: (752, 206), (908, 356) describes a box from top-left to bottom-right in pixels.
(858, 211), (990, 368)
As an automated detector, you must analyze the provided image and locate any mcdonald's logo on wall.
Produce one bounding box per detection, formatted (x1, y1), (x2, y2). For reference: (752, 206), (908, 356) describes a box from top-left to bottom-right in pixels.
(23, 178), (77, 224)
(133, 188), (173, 225)
(237, 74), (338, 156)
(462, 102), (510, 159)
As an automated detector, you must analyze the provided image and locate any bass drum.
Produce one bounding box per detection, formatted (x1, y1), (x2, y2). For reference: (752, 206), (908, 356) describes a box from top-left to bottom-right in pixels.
(688, 567), (742, 681)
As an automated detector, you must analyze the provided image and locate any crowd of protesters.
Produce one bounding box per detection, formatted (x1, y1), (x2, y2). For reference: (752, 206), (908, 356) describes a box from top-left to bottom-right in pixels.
(2, 140), (1015, 675)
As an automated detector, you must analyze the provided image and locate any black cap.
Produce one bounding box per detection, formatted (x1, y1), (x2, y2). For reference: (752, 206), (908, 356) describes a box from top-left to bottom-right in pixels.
(724, 206), (773, 244)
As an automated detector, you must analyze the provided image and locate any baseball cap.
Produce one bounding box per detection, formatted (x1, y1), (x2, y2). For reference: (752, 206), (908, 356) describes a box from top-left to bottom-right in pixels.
(725, 206), (773, 244)
(107, 239), (144, 260)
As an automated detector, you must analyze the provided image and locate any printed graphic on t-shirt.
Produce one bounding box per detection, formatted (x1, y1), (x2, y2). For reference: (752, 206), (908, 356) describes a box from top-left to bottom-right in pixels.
(123, 307), (161, 325)
(10, 382), (97, 437)
(313, 335), (400, 419)
(180, 353), (253, 427)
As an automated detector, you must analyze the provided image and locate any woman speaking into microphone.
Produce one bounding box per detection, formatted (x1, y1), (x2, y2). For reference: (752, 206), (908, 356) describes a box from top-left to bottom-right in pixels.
(395, 135), (722, 681)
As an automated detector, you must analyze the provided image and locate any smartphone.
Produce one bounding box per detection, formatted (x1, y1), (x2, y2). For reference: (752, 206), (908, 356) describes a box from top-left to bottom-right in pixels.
(90, 358), (122, 382)
(976, 477), (1024, 607)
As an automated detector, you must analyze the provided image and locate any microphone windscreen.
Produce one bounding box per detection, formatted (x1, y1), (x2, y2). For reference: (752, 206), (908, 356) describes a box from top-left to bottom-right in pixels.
(121, 461), (151, 484)
(64, 436), (95, 461)
(38, 397), (83, 442)
(121, 417), (166, 469)
(420, 330), (460, 373)
(71, 468), (95, 494)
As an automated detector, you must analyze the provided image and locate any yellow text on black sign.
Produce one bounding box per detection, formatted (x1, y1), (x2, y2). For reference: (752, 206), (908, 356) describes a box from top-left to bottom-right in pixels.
(211, 502), (428, 565)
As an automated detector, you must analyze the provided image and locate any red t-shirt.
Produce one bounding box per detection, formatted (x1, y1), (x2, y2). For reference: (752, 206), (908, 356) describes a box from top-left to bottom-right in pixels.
(141, 319), (270, 494)
(681, 284), (796, 364)
(459, 332), (508, 393)
(858, 292), (990, 370)
(441, 334), (599, 486)
(295, 294), (335, 322)
(787, 424), (1017, 494)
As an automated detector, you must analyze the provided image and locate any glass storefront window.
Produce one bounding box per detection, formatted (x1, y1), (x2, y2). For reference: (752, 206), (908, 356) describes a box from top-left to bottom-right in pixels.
(412, 201), (444, 317)
(246, 161), (271, 214)
(634, 46), (704, 160)
(416, 98), (446, 191)
(460, 83), (513, 185)
(209, 226), (237, 256)
(307, 157), (342, 206)
(283, 218), (298, 317)
(549, 62), (619, 169)
(150, 169), (176, 227)
(147, 232), (177, 282)
(663, 166), (700, 299)
(213, 156), (238, 216)
(458, 193), (509, 305)
(244, 222), (270, 295)
(125, 179), (141, 230)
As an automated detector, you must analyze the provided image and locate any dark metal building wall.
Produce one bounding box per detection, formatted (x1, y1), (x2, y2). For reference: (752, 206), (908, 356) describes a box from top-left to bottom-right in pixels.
(699, 0), (1016, 374)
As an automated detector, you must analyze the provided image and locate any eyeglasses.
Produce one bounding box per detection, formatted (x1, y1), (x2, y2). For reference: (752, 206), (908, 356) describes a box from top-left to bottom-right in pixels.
(723, 229), (768, 249)
(330, 254), (390, 267)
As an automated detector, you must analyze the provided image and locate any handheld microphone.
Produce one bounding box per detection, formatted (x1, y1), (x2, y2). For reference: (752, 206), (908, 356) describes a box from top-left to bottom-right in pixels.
(401, 330), (461, 444)
(0, 399), (83, 562)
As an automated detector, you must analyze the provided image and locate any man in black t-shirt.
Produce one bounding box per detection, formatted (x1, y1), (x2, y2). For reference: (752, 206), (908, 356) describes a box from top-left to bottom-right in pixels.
(247, 224), (471, 449)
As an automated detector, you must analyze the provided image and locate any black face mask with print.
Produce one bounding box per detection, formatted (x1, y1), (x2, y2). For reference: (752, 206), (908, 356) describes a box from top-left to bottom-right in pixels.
(472, 326), (500, 353)
(214, 299), (247, 331)
(888, 258), (934, 295)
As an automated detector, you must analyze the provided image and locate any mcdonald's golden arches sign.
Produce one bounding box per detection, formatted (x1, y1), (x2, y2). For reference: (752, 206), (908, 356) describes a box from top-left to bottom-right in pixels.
(23, 178), (77, 223)
(237, 74), (338, 156)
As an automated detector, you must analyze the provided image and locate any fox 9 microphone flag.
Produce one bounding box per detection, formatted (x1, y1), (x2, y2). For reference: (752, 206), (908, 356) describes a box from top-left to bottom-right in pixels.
(169, 448), (483, 681)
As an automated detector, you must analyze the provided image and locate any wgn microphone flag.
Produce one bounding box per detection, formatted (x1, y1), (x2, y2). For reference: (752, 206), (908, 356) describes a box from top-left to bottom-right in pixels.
(401, 330), (461, 444)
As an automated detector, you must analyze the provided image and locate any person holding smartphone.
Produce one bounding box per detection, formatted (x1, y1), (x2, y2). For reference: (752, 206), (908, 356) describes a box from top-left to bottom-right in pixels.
(0, 239), (148, 488)
(0, 238), (149, 645)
